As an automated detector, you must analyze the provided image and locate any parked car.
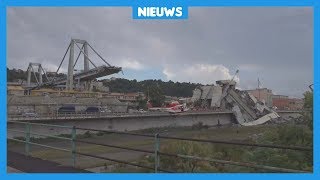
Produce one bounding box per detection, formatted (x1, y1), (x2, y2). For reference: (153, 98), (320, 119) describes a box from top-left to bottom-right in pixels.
(85, 107), (109, 113)
(58, 106), (76, 113)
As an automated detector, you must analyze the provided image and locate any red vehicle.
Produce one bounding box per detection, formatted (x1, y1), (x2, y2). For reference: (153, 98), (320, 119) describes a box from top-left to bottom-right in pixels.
(148, 101), (189, 113)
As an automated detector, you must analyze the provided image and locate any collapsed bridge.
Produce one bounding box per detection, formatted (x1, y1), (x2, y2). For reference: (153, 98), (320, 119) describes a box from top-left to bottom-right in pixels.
(26, 39), (122, 91)
(192, 80), (280, 126)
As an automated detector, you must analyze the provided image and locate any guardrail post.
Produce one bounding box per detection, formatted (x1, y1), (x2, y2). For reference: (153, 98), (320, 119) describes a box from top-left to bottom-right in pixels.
(25, 122), (31, 156)
(154, 133), (160, 173)
(71, 126), (76, 167)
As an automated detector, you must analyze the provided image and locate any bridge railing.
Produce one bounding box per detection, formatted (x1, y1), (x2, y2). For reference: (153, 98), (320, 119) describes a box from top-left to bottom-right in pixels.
(7, 121), (312, 173)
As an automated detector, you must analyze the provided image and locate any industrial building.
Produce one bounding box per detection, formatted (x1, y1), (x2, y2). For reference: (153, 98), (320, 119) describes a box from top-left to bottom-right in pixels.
(244, 88), (304, 110)
(245, 88), (273, 107)
(272, 95), (304, 110)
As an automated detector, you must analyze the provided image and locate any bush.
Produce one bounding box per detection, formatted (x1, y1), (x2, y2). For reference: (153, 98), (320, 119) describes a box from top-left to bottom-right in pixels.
(160, 140), (213, 172)
(247, 125), (313, 171)
(159, 125), (313, 172)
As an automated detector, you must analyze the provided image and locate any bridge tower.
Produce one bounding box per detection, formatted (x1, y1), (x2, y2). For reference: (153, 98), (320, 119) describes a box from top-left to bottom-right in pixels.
(27, 63), (48, 87)
(66, 39), (92, 91)
(26, 39), (122, 91)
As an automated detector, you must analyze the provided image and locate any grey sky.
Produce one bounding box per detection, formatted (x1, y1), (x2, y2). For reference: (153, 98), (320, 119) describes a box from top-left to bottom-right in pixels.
(7, 7), (313, 98)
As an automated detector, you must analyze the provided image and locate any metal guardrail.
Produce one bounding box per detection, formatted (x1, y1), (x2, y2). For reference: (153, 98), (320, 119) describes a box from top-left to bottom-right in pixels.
(8, 122), (77, 167)
(7, 121), (312, 173)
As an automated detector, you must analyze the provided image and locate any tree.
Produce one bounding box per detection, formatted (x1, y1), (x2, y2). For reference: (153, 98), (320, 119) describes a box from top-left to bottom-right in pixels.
(145, 85), (165, 107)
(303, 91), (313, 110)
(104, 78), (199, 97)
(303, 91), (313, 130)
(137, 95), (147, 110)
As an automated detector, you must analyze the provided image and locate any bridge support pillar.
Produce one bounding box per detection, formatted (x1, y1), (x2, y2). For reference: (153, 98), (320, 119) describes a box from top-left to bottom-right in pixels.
(83, 42), (91, 91)
(27, 65), (31, 87)
(67, 41), (74, 91)
(38, 65), (43, 84)
(84, 42), (89, 72)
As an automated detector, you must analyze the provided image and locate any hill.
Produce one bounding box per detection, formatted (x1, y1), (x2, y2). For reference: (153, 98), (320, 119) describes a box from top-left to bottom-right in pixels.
(7, 68), (200, 97)
(102, 78), (201, 97)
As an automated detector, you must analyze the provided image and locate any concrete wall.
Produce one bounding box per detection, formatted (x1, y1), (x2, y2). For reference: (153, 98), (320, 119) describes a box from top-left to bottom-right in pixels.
(8, 95), (128, 115)
(7, 111), (302, 139)
(7, 112), (234, 138)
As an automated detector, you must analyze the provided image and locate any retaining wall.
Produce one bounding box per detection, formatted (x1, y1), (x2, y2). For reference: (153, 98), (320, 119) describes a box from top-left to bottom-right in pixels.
(7, 112), (234, 138)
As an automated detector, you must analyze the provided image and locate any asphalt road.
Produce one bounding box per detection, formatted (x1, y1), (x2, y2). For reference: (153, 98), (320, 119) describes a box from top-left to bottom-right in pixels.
(7, 151), (91, 173)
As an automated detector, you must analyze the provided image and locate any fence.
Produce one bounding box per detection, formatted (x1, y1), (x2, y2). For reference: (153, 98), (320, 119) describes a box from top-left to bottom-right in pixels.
(7, 121), (312, 173)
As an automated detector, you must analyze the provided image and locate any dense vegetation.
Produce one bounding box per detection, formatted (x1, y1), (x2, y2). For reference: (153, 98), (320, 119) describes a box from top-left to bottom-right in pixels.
(159, 91), (313, 172)
(7, 67), (200, 98)
(103, 78), (201, 106)
(112, 91), (313, 173)
(109, 122), (312, 173)
(102, 78), (200, 97)
(7, 68), (28, 82)
(7, 68), (66, 83)
(157, 125), (312, 172)
(162, 91), (313, 173)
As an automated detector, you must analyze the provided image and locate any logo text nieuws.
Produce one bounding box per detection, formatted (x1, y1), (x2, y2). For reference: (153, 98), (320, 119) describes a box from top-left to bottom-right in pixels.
(133, 6), (188, 19)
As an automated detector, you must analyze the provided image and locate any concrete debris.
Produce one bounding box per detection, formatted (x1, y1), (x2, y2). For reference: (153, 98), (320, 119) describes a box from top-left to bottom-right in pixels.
(241, 112), (280, 126)
(268, 114), (305, 125)
(192, 80), (280, 126)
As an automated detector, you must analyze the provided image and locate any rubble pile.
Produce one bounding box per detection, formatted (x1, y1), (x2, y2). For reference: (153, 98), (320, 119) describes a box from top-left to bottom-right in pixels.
(192, 80), (280, 126)
(267, 115), (305, 125)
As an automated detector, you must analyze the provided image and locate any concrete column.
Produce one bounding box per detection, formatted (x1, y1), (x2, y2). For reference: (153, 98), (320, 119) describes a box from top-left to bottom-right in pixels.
(27, 65), (31, 87)
(84, 42), (90, 91)
(67, 41), (74, 90)
(38, 65), (43, 84)
(84, 81), (88, 91)
(84, 42), (89, 72)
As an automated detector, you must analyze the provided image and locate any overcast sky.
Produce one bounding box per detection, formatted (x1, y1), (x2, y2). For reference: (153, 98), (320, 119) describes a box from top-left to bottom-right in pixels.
(7, 7), (313, 98)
